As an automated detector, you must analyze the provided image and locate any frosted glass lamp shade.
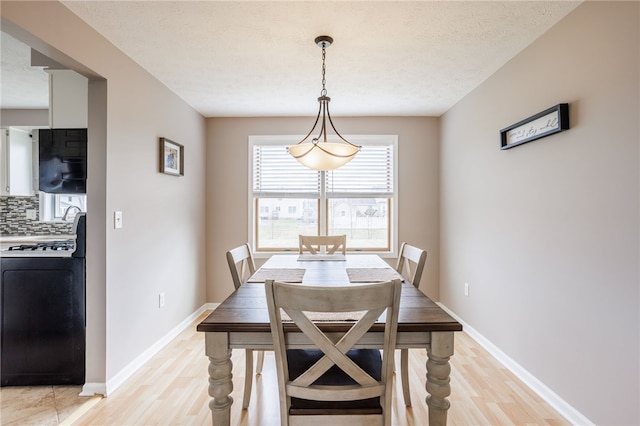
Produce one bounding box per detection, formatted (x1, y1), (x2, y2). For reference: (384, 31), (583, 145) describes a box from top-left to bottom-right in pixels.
(287, 142), (359, 171)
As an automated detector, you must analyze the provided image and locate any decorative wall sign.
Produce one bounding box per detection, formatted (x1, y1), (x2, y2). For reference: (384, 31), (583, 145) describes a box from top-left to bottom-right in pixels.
(160, 137), (184, 176)
(500, 103), (570, 150)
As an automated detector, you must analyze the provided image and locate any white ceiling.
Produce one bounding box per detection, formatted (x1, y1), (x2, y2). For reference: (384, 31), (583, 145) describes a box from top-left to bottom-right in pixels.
(2, 1), (581, 117)
(0, 32), (50, 110)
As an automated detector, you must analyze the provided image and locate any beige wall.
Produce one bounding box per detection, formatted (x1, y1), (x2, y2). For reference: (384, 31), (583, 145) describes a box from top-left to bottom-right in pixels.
(0, 109), (48, 127)
(206, 117), (439, 302)
(440, 2), (639, 424)
(1, 2), (207, 391)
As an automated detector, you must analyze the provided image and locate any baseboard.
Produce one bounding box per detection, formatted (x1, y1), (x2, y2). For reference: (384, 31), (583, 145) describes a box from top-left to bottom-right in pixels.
(80, 382), (106, 397)
(84, 302), (219, 397)
(201, 302), (219, 312)
(437, 302), (594, 426)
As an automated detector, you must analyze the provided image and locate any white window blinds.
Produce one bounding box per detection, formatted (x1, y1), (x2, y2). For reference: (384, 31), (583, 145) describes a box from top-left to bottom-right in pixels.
(326, 145), (394, 198)
(252, 143), (394, 198)
(252, 145), (320, 197)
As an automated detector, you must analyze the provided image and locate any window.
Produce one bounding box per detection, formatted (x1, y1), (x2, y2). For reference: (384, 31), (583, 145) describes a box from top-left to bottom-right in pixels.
(250, 135), (397, 253)
(39, 192), (86, 222)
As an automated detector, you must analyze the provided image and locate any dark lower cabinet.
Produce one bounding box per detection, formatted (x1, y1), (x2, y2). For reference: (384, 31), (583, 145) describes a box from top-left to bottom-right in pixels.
(0, 257), (85, 386)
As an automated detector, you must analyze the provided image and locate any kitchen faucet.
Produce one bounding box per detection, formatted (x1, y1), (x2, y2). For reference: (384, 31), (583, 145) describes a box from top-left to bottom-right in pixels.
(62, 205), (82, 221)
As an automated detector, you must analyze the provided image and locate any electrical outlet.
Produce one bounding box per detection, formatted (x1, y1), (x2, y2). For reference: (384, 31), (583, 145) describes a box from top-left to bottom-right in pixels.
(26, 209), (37, 220)
(159, 292), (165, 308)
(464, 282), (469, 296)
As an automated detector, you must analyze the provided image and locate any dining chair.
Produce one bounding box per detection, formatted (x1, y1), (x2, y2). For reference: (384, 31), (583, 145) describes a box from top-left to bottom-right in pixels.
(394, 242), (427, 407)
(225, 243), (264, 409)
(265, 279), (402, 426)
(298, 234), (347, 255)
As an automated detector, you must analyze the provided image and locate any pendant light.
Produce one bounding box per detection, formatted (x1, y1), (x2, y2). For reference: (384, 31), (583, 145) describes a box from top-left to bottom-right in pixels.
(287, 36), (360, 171)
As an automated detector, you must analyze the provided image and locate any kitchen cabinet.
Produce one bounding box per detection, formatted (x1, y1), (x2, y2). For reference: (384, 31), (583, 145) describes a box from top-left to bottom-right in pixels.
(0, 127), (36, 196)
(39, 128), (87, 194)
(47, 70), (87, 129)
(0, 257), (85, 386)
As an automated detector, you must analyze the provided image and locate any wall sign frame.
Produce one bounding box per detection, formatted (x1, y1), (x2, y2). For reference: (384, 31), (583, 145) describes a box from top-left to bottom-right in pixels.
(500, 103), (570, 150)
(159, 137), (184, 176)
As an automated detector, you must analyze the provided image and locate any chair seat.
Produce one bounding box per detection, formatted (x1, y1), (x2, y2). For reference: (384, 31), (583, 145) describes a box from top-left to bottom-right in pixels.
(287, 349), (383, 413)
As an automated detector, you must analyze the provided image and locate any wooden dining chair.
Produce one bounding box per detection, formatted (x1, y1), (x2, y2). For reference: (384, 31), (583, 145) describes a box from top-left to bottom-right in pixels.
(394, 242), (427, 407)
(265, 279), (402, 426)
(298, 234), (347, 255)
(225, 243), (264, 409)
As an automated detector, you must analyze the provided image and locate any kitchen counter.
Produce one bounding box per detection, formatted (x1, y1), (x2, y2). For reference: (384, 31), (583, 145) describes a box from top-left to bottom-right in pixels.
(1, 235), (76, 244)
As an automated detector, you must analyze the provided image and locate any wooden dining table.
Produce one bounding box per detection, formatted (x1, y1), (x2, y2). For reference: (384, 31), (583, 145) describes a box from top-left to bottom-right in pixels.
(197, 254), (462, 425)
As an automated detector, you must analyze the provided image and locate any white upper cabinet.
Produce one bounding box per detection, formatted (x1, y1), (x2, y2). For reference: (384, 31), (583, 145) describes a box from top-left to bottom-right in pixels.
(1, 127), (35, 196)
(47, 69), (88, 128)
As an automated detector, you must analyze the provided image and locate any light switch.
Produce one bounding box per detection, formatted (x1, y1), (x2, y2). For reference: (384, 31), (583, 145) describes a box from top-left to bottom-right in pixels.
(114, 211), (123, 229)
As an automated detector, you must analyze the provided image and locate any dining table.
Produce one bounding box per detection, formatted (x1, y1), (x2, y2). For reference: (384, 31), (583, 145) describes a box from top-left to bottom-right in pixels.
(196, 254), (462, 425)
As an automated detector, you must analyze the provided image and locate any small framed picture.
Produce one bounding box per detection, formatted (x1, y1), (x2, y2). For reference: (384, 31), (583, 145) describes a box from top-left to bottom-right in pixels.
(159, 137), (184, 176)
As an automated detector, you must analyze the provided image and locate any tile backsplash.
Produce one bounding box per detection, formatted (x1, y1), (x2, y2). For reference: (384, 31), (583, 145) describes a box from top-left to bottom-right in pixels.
(0, 196), (74, 236)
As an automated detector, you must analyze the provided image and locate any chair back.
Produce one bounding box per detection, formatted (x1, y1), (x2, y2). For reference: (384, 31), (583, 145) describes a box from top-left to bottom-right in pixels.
(226, 243), (256, 289)
(395, 242), (427, 288)
(265, 279), (401, 425)
(298, 235), (347, 255)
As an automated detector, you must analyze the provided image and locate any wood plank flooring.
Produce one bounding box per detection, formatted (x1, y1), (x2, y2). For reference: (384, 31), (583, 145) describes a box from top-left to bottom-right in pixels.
(2, 311), (570, 425)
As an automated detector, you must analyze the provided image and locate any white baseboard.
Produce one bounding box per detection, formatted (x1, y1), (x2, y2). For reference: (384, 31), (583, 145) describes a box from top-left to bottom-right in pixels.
(437, 303), (594, 426)
(80, 382), (106, 397)
(81, 302), (219, 397)
(201, 302), (219, 311)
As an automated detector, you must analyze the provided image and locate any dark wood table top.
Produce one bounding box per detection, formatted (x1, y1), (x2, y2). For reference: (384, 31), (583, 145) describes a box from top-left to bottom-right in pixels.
(197, 254), (462, 334)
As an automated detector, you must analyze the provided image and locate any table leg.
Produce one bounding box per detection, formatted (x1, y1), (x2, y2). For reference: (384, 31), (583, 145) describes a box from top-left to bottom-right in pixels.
(426, 331), (454, 426)
(205, 332), (233, 425)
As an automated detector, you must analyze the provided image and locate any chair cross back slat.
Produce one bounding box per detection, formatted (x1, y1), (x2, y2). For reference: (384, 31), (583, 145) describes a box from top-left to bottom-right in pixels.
(299, 235), (347, 255)
(285, 307), (384, 387)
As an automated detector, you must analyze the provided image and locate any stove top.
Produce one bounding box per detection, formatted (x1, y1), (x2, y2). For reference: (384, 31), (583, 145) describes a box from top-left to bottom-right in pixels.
(1, 239), (76, 258)
(7, 240), (75, 252)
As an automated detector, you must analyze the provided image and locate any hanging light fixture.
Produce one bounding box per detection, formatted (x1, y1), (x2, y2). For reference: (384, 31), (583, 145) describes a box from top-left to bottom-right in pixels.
(287, 35), (360, 171)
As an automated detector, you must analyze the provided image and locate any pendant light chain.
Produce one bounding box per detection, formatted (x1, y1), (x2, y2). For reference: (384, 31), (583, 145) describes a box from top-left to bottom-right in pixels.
(321, 45), (327, 96)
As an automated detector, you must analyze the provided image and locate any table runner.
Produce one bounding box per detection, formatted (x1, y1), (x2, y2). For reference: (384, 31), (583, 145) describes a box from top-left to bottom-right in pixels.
(297, 254), (346, 261)
(246, 268), (305, 283)
(280, 309), (365, 322)
(346, 267), (404, 283)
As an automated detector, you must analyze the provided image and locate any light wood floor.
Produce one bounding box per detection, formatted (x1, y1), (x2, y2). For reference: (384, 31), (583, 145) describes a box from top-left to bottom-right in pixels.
(2, 311), (570, 425)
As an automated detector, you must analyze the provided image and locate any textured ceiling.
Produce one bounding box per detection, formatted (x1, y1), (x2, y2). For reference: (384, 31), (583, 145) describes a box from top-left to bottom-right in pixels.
(2, 1), (581, 117)
(0, 32), (50, 109)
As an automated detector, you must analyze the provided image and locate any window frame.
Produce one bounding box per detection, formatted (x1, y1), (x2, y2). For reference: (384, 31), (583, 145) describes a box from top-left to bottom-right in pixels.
(248, 135), (398, 258)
